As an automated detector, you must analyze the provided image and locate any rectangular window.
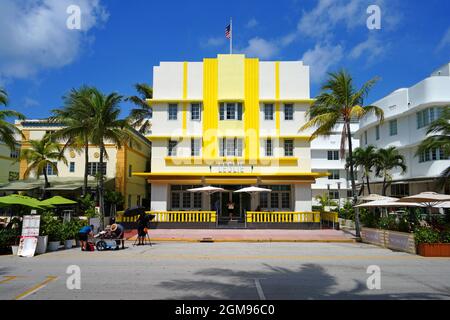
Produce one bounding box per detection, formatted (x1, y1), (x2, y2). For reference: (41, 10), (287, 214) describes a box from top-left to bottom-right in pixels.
(328, 170), (340, 180)
(364, 131), (368, 145)
(259, 192), (268, 208)
(281, 193), (290, 209)
(9, 148), (19, 159)
(270, 193), (279, 209)
(264, 104), (274, 120)
(69, 162), (75, 173)
(171, 192), (180, 209)
(284, 104), (294, 120)
(191, 139), (201, 156)
(191, 103), (201, 121)
(170, 185), (203, 210)
(329, 190), (339, 200)
(259, 185), (291, 210)
(376, 125), (380, 140)
(193, 193), (202, 208)
(265, 139), (273, 157)
(182, 192), (191, 209)
(220, 102), (243, 120)
(87, 162), (106, 176)
(168, 104), (178, 120)
(168, 140), (178, 156)
(284, 139), (294, 157)
(389, 119), (398, 136)
(391, 184), (409, 197)
(327, 150), (339, 160)
(128, 164), (132, 178)
(219, 138), (243, 157)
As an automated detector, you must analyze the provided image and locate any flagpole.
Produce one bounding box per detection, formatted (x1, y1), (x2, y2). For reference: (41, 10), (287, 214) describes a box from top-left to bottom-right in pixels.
(230, 17), (233, 54)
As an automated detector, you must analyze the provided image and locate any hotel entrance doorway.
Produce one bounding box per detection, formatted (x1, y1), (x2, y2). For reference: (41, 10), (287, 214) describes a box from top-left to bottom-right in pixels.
(210, 185), (251, 221)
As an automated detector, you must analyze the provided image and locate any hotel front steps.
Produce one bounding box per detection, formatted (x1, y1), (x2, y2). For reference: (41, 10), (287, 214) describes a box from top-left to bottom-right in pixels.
(217, 217), (246, 229)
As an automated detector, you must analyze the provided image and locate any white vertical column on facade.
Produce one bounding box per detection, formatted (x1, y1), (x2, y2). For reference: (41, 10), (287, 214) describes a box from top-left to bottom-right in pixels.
(151, 183), (169, 211)
(294, 184), (312, 212)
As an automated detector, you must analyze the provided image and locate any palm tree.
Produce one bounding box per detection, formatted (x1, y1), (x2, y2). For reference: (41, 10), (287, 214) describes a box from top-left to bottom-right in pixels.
(351, 145), (379, 195)
(126, 83), (153, 134)
(50, 86), (96, 196)
(300, 70), (384, 237)
(20, 134), (68, 197)
(416, 106), (450, 192)
(315, 193), (338, 212)
(79, 88), (131, 228)
(374, 147), (407, 196)
(0, 87), (25, 150)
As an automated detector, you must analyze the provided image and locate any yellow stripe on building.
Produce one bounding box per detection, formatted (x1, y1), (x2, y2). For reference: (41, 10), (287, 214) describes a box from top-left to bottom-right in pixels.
(202, 58), (219, 159)
(244, 58), (260, 163)
(275, 61), (281, 136)
(182, 62), (188, 134)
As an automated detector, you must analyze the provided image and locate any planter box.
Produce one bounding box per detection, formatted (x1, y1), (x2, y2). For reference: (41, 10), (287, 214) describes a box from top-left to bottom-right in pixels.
(11, 245), (19, 256)
(417, 243), (450, 257)
(36, 235), (48, 254)
(64, 239), (74, 249)
(47, 241), (60, 252)
(338, 219), (355, 229)
(361, 227), (416, 254)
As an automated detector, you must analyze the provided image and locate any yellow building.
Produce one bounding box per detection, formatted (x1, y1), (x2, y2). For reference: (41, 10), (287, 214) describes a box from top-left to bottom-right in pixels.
(134, 54), (327, 225)
(2, 120), (151, 210)
(0, 142), (20, 186)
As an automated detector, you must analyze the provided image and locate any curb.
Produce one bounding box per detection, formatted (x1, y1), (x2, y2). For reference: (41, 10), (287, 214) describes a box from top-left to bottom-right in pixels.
(125, 238), (356, 243)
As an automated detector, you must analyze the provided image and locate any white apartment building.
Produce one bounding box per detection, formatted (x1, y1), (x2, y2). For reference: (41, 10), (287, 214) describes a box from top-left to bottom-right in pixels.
(357, 62), (450, 196)
(311, 123), (360, 207)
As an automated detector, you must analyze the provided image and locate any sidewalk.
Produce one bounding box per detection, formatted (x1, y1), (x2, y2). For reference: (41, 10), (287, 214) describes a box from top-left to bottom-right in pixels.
(124, 229), (356, 243)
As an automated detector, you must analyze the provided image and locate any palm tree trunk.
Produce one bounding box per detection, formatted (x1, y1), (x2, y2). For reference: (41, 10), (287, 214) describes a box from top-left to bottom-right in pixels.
(382, 171), (387, 196)
(42, 168), (49, 199)
(346, 121), (361, 238)
(366, 173), (371, 195)
(99, 143), (105, 229)
(83, 138), (89, 196)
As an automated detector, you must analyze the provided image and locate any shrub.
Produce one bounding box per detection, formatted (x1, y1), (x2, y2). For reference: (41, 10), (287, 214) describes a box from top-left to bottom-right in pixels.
(0, 228), (20, 251)
(338, 201), (354, 220)
(414, 227), (441, 244)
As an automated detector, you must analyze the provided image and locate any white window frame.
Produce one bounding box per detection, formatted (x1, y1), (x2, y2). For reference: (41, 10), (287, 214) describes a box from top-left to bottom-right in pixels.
(263, 104), (274, 120)
(219, 138), (243, 157)
(191, 138), (201, 156)
(220, 102), (243, 121)
(284, 139), (294, 157)
(265, 139), (273, 157)
(389, 119), (398, 136)
(168, 104), (178, 120)
(168, 140), (178, 156)
(191, 103), (201, 121)
(284, 104), (294, 120)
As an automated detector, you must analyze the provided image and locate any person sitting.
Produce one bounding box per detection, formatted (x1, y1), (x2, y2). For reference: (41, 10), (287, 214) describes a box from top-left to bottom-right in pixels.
(78, 225), (94, 251)
(110, 223), (125, 249)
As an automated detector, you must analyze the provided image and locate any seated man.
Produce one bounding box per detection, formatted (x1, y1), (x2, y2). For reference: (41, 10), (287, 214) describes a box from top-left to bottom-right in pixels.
(110, 223), (125, 249)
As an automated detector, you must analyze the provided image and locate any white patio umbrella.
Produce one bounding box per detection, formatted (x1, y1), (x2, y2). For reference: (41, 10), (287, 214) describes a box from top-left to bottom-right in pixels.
(399, 192), (450, 214)
(234, 186), (272, 194)
(359, 194), (398, 202)
(434, 201), (450, 208)
(355, 199), (424, 208)
(187, 186), (228, 195)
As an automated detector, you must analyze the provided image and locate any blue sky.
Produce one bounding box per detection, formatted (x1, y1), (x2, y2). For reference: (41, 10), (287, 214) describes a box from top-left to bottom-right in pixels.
(0, 0), (449, 119)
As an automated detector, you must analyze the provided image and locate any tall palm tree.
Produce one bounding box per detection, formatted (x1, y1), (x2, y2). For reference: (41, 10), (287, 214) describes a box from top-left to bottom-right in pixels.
(126, 83), (153, 134)
(20, 134), (68, 197)
(300, 70), (384, 237)
(374, 147), (407, 196)
(50, 86), (96, 196)
(0, 87), (25, 150)
(79, 88), (131, 228)
(351, 145), (379, 195)
(416, 106), (450, 192)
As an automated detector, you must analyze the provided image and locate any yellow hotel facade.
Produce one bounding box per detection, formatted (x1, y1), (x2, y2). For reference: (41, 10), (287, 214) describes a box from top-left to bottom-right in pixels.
(135, 54), (327, 220)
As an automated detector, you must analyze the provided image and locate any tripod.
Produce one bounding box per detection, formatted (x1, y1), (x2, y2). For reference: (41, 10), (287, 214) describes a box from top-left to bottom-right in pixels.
(133, 230), (152, 246)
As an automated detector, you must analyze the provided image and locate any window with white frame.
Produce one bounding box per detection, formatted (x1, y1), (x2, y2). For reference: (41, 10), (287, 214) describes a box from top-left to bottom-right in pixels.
(219, 102), (243, 120)
(329, 190), (340, 200)
(284, 104), (294, 120)
(219, 138), (243, 157)
(191, 138), (201, 156)
(284, 139), (294, 156)
(328, 170), (340, 180)
(168, 140), (178, 156)
(418, 147), (448, 163)
(191, 103), (201, 121)
(170, 185), (202, 210)
(391, 184), (409, 197)
(9, 148), (19, 159)
(327, 150), (339, 160)
(168, 104), (178, 120)
(265, 139), (273, 156)
(69, 162), (75, 173)
(417, 107), (442, 129)
(263, 104), (274, 120)
(389, 119), (398, 136)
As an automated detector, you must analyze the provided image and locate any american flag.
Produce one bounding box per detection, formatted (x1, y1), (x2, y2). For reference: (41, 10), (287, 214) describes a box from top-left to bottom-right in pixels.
(225, 24), (231, 39)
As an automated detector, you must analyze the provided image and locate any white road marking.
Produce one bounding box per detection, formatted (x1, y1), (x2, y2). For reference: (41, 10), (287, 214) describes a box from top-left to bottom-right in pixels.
(254, 279), (266, 300)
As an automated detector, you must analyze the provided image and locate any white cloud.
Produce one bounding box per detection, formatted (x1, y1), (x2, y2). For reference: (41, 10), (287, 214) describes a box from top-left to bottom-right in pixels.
(246, 18), (259, 29)
(297, 0), (400, 39)
(202, 36), (226, 48)
(349, 36), (385, 62)
(0, 0), (108, 81)
(240, 37), (280, 59)
(437, 27), (450, 51)
(23, 97), (40, 108)
(301, 43), (344, 83)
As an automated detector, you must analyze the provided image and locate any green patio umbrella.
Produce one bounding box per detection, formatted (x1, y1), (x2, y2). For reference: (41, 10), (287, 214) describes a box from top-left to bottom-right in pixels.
(40, 196), (77, 206)
(0, 194), (53, 209)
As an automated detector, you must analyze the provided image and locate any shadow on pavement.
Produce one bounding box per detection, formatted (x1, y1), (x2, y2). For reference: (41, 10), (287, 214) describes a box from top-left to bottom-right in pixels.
(157, 263), (450, 300)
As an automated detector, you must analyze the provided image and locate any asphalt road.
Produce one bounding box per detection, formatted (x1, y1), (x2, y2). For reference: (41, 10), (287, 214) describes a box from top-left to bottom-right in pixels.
(1, 242), (450, 300)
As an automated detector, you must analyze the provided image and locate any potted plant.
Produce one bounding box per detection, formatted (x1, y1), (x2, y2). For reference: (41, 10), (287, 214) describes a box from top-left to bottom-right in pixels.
(37, 212), (53, 254)
(61, 219), (80, 249)
(415, 227), (450, 257)
(0, 228), (20, 255)
(46, 217), (63, 252)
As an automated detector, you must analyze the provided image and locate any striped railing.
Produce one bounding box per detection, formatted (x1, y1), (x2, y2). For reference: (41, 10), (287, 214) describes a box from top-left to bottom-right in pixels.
(321, 212), (339, 224)
(246, 212), (321, 223)
(116, 211), (217, 223)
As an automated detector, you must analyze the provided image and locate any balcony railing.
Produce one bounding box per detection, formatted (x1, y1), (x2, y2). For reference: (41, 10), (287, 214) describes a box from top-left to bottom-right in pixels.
(246, 211), (321, 223)
(116, 211), (216, 223)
